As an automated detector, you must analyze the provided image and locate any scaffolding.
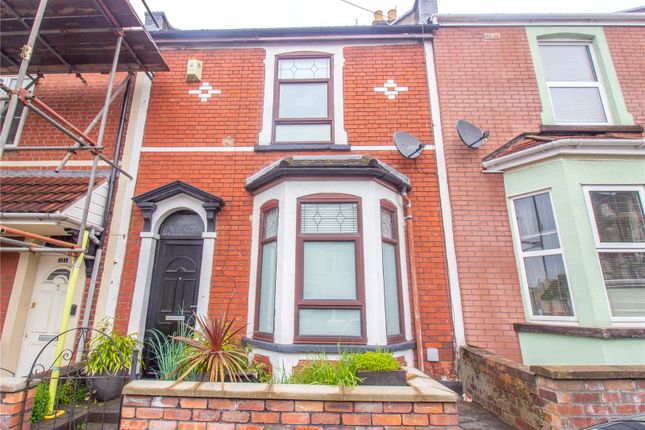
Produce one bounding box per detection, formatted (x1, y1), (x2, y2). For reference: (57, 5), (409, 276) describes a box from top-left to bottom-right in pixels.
(0, 0), (168, 413)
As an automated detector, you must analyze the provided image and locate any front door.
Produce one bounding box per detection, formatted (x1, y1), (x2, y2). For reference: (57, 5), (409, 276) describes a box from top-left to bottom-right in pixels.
(16, 258), (73, 377)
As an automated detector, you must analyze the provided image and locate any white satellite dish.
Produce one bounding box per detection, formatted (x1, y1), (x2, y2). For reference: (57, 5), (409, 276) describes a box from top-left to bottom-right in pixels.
(456, 120), (489, 148)
(394, 132), (425, 159)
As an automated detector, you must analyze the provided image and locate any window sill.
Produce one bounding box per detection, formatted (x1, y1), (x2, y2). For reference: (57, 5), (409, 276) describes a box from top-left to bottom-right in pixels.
(514, 322), (645, 339)
(243, 337), (416, 353)
(540, 124), (644, 134)
(255, 144), (351, 152)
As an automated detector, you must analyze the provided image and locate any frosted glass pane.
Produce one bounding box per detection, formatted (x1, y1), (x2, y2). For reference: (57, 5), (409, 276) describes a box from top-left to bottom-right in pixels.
(540, 45), (596, 81)
(524, 254), (574, 317)
(383, 243), (401, 336)
(514, 193), (560, 252)
(263, 207), (279, 239)
(590, 191), (645, 243)
(257, 242), (277, 333)
(301, 203), (358, 234)
(274, 124), (331, 142)
(278, 58), (330, 80)
(279, 84), (327, 118)
(381, 209), (395, 239)
(550, 87), (606, 123)
(303, 242), (356, 300)
(298, 309), (361, 337)
(159, 211), (204, 236)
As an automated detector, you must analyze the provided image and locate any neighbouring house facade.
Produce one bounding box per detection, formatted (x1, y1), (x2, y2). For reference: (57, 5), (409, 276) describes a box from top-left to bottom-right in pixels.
(432, 12), (645, 365)
(0, 72), (134, 376)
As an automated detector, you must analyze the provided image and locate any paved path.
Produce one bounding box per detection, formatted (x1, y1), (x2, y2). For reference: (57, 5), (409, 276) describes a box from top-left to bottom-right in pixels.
(458, 400), (513, 430)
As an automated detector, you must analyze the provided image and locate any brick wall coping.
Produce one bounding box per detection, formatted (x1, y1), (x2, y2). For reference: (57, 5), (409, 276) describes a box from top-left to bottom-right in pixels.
(513, 322), (645, 339)
(122, 368), (457, 403)
(0, 377), (27, 393)
(529, 365), (645, 380)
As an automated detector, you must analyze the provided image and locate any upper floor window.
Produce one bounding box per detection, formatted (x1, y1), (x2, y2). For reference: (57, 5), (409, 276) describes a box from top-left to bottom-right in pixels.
(585, 186), (645, 319)
(512, 191), (575, 319)
(0, 77), (30, 146)
(295, 195), (364, 343)
(273, 55), (333, 144)
(538, 42), (610, 124)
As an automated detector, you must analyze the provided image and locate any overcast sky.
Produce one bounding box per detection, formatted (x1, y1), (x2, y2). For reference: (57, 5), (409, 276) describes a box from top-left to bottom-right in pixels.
(132, 0), (644, 30)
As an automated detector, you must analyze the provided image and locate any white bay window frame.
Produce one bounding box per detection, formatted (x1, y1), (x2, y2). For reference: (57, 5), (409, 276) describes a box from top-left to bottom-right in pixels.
(584, 185), (645, 322)
(510, 189), (577, 322)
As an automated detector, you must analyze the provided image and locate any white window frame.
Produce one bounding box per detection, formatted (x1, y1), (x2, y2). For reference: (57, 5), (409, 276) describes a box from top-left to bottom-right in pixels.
(539, 40), (613, 126)
(509, 189), (577, 322)
(583, 185), (645, 323)
(0, 76), (30, 147)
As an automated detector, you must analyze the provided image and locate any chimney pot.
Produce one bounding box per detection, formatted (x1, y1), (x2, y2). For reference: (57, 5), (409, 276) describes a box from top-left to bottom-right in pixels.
(372, 10), (385, 25)
(387, 9), (397, 22)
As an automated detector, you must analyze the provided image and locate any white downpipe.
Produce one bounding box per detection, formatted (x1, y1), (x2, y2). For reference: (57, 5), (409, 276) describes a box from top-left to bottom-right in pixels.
(101, 73), (152, 322)
(423, 39), (466, 348)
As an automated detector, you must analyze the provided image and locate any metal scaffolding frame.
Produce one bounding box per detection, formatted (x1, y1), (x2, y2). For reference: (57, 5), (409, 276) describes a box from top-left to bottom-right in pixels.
(0, 0), (163, 253)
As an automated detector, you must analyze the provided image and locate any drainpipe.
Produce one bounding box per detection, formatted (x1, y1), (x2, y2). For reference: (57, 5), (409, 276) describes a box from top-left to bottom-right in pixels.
(402, 192), (425, 373)
(78, 76), (131, 353)
(422, 37), (467, 353)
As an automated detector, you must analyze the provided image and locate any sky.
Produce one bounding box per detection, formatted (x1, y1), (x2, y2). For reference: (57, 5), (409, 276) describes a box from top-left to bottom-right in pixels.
(132, 0), (645, 30)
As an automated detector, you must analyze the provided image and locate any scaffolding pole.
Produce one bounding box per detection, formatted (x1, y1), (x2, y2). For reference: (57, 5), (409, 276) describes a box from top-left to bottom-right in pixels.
(0, 0), (49, 157)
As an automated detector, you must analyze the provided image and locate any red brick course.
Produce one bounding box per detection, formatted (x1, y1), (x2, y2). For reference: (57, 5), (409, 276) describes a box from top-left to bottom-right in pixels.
(0, 387), (35, 430)
(460, 346), (645, 430)
(121, 395), (458, 430)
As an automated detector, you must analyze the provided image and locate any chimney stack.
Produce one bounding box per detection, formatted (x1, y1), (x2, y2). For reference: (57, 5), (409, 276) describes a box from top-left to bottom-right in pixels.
(372, 10), (386, 25)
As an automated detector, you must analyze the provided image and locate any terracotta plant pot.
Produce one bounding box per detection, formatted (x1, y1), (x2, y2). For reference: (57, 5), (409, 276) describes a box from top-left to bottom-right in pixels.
(357, 369), (407, 386)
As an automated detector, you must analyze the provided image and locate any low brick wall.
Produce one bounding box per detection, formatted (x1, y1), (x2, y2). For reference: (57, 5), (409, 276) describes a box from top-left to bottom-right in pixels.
(120, 369), (459, 429)
(0, 378), (34, 430)
(459, 346), (645, 429)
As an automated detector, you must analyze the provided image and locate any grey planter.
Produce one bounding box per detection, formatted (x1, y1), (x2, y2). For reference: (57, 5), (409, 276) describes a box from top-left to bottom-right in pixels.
(357, 369), (407, 386)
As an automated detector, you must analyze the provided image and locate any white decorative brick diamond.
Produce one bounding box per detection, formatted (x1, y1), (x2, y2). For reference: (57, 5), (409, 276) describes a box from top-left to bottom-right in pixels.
(374, 79), (408, 100)
(188, 82), (221, 102)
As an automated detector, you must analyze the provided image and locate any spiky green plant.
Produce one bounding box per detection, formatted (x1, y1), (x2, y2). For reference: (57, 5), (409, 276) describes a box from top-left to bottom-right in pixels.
(170, 313), (248, 385)
(146, 310), (198, 381)
(290, 352), (361, 387)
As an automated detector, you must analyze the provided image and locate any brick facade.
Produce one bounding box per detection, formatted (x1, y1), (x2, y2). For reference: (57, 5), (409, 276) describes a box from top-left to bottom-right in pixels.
(0, 385), (34, 430)
(114, 42), (455, 377)
(460, 346), (645, 429)
(0, 253), (19, 334)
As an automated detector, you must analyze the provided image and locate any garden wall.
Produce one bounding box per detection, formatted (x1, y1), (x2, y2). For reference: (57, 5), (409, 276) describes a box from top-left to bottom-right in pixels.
(120, 369), (459, 429)
(459, 346), (645, 429)
(0, 377), (34, 430)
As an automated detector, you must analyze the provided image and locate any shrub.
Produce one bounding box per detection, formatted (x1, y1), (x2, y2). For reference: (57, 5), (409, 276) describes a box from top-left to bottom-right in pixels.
(58, 378), (87, 405)
(87, 319), (140, 374)
(290, 352), (361, 387)
(31, 381), (49, 423)
(352, 351), (400, 372)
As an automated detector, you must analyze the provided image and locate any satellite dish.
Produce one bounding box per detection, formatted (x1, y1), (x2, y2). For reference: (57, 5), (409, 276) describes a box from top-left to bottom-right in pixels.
(456, 120), (489, 148)
(394, 132), (425, 159)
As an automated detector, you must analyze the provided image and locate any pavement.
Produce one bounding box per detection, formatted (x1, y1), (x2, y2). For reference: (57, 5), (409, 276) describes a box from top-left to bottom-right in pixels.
(459, 400), (513, 430)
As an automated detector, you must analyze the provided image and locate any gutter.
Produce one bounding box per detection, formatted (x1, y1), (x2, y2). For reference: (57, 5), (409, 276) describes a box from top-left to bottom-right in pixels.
(0, 212), (103, 231)
(434, 12), (645, 26)
(422, 39), (467, 351)
(482, 138), (645, 173)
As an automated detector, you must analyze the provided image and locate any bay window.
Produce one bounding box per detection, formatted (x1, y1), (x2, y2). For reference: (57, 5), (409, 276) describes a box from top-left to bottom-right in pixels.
(512, 191), (575, 319)
(585, 187), (645, 319)
(381, 202), (404, 341)
(295, 195), (364, 343)
(254, 201), (279, 339)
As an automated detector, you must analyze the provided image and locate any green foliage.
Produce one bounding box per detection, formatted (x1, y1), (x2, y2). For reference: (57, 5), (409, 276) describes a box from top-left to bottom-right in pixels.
(87, 318), (140, 374)
(31, 381), (49, 423)
(146, 312), (198, 381)
(58, 379), (87, 405)
(352, 351), (400, 372)
(170, 313), (249, 385)
(290, 352), (361, 387)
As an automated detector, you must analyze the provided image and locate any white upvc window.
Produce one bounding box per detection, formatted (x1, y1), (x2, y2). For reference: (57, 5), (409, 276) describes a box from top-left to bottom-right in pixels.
(0, 76), (30, 146)
(538, 41), (612, 125)
(511, 190), (576, 321)
(584, 186), (645, 321)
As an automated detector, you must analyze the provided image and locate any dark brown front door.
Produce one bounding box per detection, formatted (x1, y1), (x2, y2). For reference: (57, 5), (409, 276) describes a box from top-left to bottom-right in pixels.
(143, 238), (203, 373)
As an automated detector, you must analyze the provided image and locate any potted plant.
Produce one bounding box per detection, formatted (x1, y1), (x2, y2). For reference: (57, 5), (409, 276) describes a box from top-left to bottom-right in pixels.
(353, 350), (407, 386)
(170, 312), (249, 386)
(86, 319), (140, 401)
